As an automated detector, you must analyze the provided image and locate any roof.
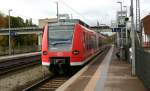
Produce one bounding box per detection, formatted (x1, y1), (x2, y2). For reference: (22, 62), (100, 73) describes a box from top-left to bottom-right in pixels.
(59, 19), (90, 28)
(48, 19), (90, 28)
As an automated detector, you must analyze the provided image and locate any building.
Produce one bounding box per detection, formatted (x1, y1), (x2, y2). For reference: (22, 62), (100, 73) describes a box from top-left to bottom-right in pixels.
(38, 14), (71, 28)
(38, 18), (57, 28)
(142, 15), (150, 48)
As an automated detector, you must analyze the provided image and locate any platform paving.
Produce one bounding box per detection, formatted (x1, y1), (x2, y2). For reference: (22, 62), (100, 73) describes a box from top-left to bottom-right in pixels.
(60, 46), (111, 91)
(103, 47), (147, 91)
(57, 45), (147, 91)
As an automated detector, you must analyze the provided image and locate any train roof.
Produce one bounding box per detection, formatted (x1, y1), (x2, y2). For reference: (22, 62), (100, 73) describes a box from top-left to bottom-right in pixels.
(48, 19), (90, 28)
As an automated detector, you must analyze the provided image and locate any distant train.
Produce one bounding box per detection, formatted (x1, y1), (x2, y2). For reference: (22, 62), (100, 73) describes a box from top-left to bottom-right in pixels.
(41, 19), (104, 74)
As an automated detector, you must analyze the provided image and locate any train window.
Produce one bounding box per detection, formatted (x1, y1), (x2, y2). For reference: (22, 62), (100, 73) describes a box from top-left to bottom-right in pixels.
(90, 35), (96, 50)
(85, 33), (88, 50)
(88, 34), (91, 50)
(83, 32), (86, 48)
(49, 30), (73, 40)
(87, 34), (89, 50)
(48, 25), (74, 52)
(48, 25), (74, 40)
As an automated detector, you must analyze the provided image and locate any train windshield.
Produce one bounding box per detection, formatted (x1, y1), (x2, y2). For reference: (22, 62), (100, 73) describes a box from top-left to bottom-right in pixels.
(48, 25), (74, 52)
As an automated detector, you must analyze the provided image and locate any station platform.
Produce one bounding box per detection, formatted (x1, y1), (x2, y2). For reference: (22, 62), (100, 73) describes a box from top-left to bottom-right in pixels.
(0, 52), (41, 62)
(56, 45), (147, 91)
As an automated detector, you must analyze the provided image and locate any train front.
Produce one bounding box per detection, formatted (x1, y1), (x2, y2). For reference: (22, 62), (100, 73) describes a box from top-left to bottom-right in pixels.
(42, 22), (74, 74)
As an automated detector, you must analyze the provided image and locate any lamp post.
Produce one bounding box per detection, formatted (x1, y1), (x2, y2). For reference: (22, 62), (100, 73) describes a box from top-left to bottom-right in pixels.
(117, 1), (124, 60)
(117, 2), (123, 17)
(8, 9), (12, 55)
(131, 0), (136, 75)
(123, 6), (128, 45)
(117, 1), (123, 48)
(56, 2), (59, 22)
(123, 6), (127, 17)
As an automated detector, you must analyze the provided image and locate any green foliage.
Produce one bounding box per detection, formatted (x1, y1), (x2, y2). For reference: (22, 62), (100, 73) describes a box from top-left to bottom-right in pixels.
(0, 34), (38, 48)
(0, 12), (7, 28)
(7, 16), (25, 27)
(12, 34), (38, 47)
(6, 16), (36, 27)
(0, 11), (38, 48)
(0, 35), (8, 47)
(103, 34), (115, 44)
(0, 11), (36, 28)
(25, 18), (34, 27)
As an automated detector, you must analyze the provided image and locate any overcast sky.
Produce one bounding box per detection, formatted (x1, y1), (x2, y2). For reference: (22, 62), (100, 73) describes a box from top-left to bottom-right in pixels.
(0, 0), (150, 26)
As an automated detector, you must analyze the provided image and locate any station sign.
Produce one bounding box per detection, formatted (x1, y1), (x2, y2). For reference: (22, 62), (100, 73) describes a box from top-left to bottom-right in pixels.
(112, 28), (121, 32)
(10, 32), (17, 36)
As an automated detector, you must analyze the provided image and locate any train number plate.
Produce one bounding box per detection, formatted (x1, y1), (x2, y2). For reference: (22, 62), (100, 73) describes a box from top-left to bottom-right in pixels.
(57, 52), (63, 56)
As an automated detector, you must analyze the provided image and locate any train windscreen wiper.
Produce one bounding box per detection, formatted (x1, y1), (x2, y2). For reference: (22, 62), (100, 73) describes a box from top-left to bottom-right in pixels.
(50, 41), (71, 45)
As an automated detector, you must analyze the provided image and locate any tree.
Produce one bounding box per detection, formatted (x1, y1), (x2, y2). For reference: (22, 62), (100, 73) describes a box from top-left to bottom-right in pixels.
(0, 10), (37, 28)
(0, 12), (7, 28)
(6, 16), (26, 27)
(0, 35), (8, 47)
(0, 10), (38, 50)
(25, 18), (36, 27)
(25, 19), (29, 26)
(28, 18), (32, 26)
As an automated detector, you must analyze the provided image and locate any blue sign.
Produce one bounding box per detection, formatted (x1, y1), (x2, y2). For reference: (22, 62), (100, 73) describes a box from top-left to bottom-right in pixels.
(10, 32), (17, 36)
(112, 28), (121, 32)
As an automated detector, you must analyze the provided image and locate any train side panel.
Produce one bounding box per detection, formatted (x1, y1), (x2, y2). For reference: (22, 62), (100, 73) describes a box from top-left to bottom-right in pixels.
(41, 25), (49, 66)
(41, 19), (104, 74)
(70, 23), (101, 66)
(70, 23), (84, 65)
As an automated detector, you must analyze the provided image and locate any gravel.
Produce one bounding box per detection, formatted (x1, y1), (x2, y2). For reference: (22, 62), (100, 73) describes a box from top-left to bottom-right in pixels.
(0, 65), (51, 91)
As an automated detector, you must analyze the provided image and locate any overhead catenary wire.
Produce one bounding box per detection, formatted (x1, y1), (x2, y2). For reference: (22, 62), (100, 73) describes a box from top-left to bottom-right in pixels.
(58, 0), (95, 25)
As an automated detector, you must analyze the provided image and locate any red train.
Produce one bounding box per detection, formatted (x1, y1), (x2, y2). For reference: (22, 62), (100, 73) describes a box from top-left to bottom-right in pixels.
(42, 19), (103, 74)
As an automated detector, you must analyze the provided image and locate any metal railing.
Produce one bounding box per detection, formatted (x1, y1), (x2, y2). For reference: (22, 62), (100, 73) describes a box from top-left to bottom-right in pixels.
(0, 27), (42, 31)
(135, 48), (150, 90)
(0, 45), (41, 56)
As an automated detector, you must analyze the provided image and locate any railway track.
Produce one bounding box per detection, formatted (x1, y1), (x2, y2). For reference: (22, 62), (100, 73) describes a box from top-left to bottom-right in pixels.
(23, 46), (110, 91)
(0, 55), (41, 75)
(23, 65), (79, 91)
(23, 74), (72, 91)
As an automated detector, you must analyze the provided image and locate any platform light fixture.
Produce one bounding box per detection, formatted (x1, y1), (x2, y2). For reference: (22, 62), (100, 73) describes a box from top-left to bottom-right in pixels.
(123, 6), (127, 16)
(117, 1), (123, 17)
(117, 1), (123, 47)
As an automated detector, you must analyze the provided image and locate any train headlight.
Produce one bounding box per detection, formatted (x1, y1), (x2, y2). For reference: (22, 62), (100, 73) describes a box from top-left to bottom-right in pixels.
(43, 51), (48, 55)
(73, 50), (79, 55)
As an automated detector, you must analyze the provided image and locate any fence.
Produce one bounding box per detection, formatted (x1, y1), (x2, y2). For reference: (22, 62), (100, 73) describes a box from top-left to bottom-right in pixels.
(0, 45), (41, 56)
(135, 48), (150, 90)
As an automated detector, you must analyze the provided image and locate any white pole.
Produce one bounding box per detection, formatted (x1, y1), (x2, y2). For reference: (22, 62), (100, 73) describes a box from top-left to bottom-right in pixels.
(123, 6), (127, 17)
(8, 9), (12, 55)
(56, 2), (59, 22)
(131, 0), (136, 75)
(117, 2), (123, 47)
(124, 6), (128, 45)
(117, 2), (123, 60)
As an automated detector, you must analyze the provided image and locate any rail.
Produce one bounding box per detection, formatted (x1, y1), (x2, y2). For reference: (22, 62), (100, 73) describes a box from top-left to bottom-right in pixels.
(23, 75), (71, 91)
(23, 45), (110, 91)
